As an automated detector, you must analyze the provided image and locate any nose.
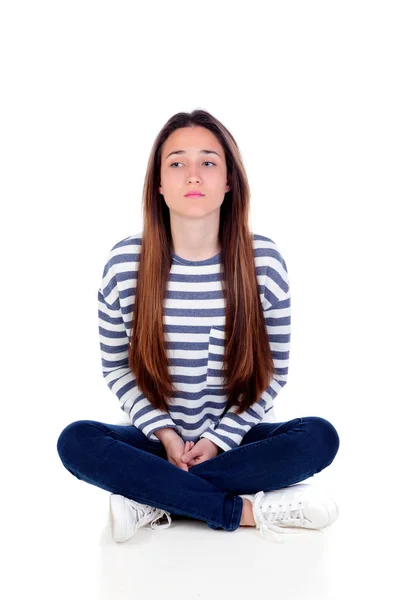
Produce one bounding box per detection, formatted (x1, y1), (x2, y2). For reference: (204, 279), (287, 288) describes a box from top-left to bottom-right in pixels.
(187, 167), (202, 182)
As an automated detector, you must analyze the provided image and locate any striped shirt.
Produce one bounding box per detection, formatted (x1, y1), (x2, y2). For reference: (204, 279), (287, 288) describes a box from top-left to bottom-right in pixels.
(98, 232), (291, 452)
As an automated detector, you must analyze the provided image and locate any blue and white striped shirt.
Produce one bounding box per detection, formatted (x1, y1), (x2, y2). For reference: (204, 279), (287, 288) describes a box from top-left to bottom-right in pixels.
(98, 232), (291, 452)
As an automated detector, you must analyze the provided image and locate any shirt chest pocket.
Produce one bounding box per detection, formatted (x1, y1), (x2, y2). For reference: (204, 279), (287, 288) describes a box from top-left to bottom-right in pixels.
(206, 326), (227, 389)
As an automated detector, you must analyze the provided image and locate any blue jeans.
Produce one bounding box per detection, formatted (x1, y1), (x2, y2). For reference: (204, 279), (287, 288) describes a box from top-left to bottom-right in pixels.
(56, 416), (340, 532)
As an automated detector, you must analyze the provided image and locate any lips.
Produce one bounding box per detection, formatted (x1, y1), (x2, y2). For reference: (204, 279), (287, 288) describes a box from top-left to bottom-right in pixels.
(185, 192), (205, 197)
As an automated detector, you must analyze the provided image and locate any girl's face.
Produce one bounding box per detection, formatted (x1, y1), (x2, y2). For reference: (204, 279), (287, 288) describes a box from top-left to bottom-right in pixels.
(159, 126), (230, 218)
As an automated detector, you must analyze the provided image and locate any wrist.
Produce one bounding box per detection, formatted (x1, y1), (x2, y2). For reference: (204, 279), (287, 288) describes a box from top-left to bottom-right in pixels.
(154, 427), (180, 445)
(204, 438), (221, 454)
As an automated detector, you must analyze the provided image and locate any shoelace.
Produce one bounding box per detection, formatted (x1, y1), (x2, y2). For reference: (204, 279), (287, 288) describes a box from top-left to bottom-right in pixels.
(256, 498), (310, 544)
(150, 511), (172, 530)
(128, 499), (172, 530)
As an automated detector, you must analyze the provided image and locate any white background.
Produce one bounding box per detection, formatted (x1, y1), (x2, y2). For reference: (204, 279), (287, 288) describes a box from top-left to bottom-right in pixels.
(1, 1), (399, 598)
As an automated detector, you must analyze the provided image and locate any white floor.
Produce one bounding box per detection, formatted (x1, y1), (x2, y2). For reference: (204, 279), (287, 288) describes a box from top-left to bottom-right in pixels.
(13, 416), (394, 600)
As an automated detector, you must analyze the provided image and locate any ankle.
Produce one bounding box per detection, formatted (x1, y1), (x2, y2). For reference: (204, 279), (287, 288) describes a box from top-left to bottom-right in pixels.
(240, 499), (256, 527)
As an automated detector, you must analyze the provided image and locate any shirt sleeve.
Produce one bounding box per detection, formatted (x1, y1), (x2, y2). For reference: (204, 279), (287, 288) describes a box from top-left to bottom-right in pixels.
(98, 251), (179, 442)
(199, 247), (291, 453)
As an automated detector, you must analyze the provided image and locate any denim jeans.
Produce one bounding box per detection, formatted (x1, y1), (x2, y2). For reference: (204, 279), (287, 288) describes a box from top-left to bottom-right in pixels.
(56, 416), (340, 532)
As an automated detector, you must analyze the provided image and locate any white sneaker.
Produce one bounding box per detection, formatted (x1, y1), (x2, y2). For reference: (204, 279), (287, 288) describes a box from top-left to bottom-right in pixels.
(109, 494), (172, 543)
(251, 483), (339, 543)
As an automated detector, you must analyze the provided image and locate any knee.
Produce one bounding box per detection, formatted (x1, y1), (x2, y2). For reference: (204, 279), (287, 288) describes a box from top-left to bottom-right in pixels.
(56, 419), (99, 466)
(303, 416), (340, 465)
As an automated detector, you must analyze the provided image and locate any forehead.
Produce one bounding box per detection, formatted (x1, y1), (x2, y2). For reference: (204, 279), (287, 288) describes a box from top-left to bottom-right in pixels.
(162, 126), (223, 157)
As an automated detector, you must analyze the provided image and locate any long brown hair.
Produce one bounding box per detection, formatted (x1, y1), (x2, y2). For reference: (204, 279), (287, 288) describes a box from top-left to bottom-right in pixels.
(128, 109), (275, 415)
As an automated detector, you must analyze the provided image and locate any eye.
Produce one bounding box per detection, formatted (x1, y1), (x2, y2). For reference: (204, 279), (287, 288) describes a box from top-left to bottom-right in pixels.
(170, 161), (216, 167)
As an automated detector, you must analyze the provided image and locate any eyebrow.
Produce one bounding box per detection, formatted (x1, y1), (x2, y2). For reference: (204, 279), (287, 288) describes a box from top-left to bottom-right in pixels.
(165, 149), (221, 160)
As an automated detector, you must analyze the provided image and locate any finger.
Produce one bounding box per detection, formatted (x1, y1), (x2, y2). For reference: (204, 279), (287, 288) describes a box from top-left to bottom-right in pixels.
(178, 459), (188, 471)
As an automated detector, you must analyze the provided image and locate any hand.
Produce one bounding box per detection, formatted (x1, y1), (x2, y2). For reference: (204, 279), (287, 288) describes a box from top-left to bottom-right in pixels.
(181, 438), (219, 467)
(164, 437), (195, 472)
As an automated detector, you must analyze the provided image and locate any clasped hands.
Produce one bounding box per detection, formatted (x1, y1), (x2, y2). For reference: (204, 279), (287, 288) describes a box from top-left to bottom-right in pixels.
(164, 436), (220, 471)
